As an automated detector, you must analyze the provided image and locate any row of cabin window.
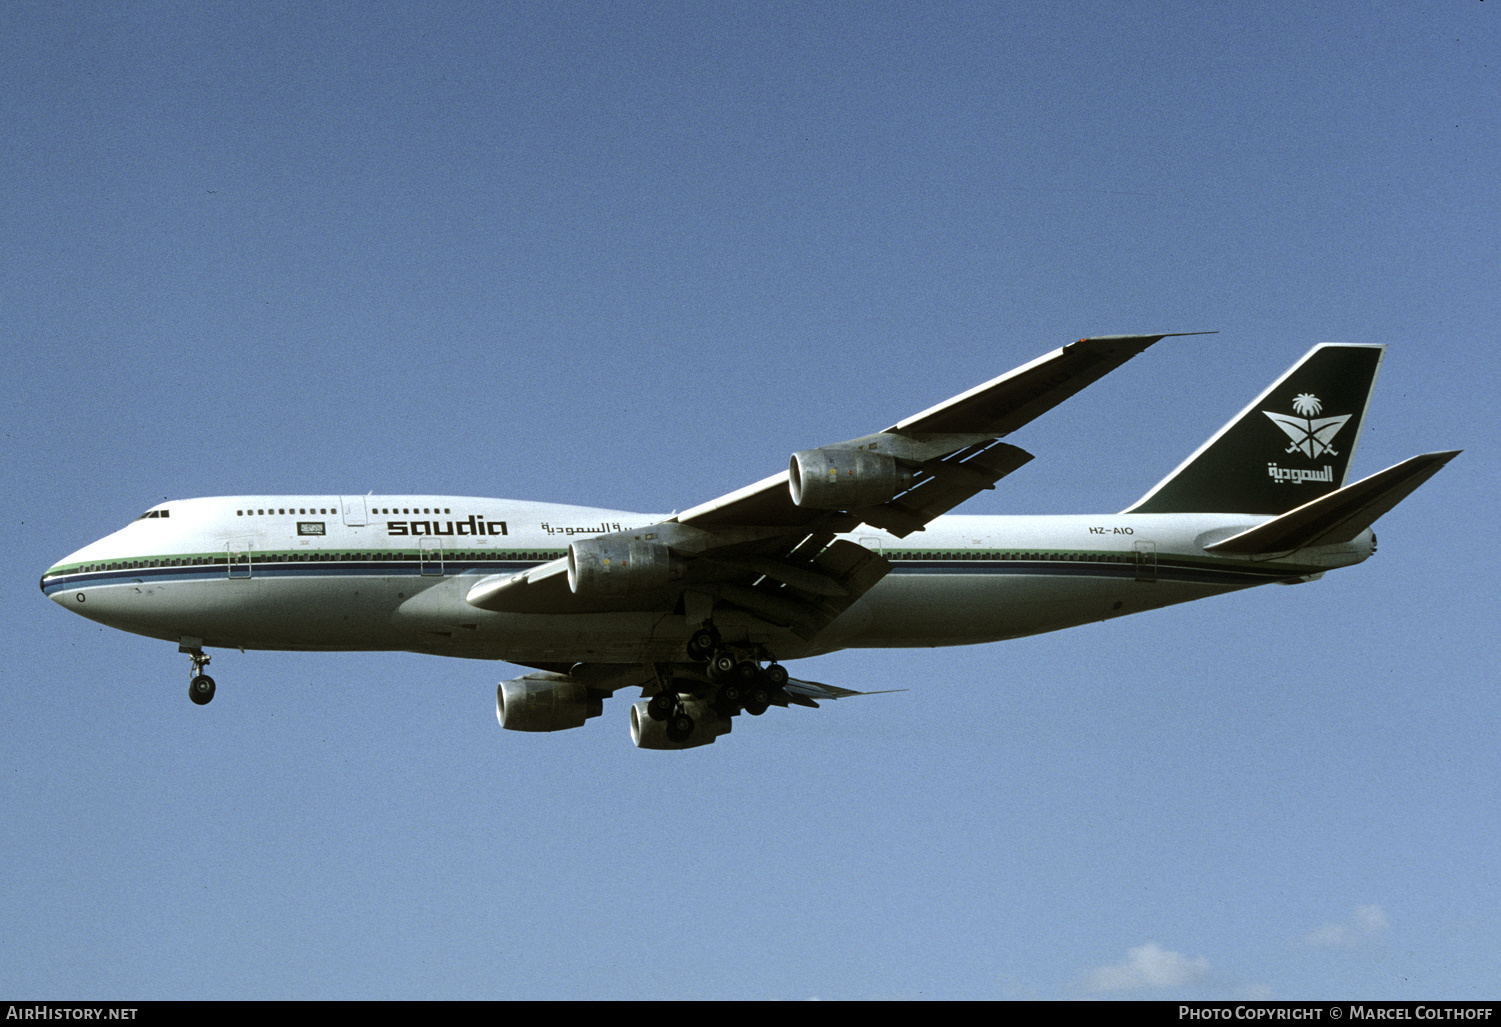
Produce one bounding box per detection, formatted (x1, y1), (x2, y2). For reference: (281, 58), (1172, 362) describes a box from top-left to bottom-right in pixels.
(78, 551), (1135, 573)
(83, 557), (217, 570)
(72, 552), (1144, 576)
(78, 552), (561, 571)
(235, 506), (455, 516)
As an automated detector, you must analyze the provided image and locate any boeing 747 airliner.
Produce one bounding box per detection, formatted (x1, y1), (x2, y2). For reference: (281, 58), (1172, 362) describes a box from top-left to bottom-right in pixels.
(41, 335), (1457, 749)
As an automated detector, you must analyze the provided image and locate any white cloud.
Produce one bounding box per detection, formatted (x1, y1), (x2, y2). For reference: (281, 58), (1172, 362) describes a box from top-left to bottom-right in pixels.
(1084, 942), (1211, 992)
(1300, 904), (1391, 947)
(1354, 904), (1390, 933)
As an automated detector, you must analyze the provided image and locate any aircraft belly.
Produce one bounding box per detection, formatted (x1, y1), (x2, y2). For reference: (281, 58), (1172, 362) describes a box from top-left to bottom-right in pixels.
(67, 576), (421, 650)
(844, 571), (1232, 646)
(201, 576), (683, 659)
(61, 570), (701, 662)
(391, 575), (685, 662)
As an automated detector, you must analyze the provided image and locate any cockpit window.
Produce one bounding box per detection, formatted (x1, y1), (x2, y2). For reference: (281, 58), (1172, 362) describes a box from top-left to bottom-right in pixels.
(136, 509), (169, 520)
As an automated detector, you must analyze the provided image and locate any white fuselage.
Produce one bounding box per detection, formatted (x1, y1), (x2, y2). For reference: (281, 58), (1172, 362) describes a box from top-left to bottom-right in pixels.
(42, 495), (1374, 667)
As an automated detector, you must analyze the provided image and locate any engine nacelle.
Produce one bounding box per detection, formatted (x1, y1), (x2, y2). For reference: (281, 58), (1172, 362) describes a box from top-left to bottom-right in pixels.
(496, 673), (603, 732)
(629, 698), (732, 750)
(788, 448), (914, 509)
(567, 538), (686, 596)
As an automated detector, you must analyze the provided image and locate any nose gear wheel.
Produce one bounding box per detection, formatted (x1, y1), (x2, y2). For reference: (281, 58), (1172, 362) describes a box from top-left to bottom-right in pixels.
(182, 646), (215, 705)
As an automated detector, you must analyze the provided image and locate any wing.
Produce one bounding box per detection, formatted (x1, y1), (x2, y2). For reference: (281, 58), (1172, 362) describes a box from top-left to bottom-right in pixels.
(469, 333), (1199, 638)
(675, 333), (1194, 533)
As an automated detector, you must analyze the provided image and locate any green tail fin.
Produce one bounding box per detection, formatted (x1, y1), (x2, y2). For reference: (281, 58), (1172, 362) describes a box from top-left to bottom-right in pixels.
(1124, 343), (1385, 515)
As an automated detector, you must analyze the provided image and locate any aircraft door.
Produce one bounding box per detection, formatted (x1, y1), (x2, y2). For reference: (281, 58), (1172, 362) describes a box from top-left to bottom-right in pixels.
(419, 537), (444, 576)
(341, 496), (368, 527)
(1133, 540), (1157, 583)
(228, 541), (252, 579)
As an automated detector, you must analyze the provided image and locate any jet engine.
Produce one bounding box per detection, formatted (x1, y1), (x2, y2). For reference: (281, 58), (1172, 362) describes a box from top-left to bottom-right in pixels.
(496, 673), (603, 732)
(567, 538), (686, 596)
(629, 698), (732, 750)
(788, 448), (914, 509)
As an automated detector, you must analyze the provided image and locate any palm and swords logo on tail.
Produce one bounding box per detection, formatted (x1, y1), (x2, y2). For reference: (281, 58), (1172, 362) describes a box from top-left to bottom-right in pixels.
(1263, 393), (1352, 460)
(1261, 391), (1353, 487)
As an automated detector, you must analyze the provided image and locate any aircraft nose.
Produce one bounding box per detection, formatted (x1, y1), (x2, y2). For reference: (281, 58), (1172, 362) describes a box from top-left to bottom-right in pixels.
(41, 560), (73, 603)
(42, 546), (94, 606)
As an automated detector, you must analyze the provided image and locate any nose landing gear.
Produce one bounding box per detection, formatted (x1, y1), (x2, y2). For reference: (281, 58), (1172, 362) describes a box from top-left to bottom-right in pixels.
(182, 645), (215, 705)
(189, 674), (216, 705)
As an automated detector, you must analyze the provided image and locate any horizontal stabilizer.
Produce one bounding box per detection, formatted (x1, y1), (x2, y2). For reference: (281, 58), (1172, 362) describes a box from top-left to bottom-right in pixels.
(1204, 450), (1460, 557)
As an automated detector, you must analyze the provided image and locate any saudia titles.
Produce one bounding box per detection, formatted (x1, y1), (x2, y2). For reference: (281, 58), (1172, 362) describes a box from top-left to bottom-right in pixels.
(385, 514), (507, 536)
(1262, 392), (1351, 486)
(1265, 463), (1334, 486)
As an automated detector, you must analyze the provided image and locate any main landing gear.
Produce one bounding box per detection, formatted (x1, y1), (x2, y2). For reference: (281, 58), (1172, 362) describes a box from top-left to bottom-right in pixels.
(183, 646), (216, 706)
(646, 689), (699, 744)
(711, 656), (788, 716)
(646, 626), (793, 740)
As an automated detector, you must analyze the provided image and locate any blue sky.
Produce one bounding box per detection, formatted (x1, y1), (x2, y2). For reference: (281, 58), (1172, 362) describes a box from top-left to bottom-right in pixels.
(4, 0), (1497, 1000)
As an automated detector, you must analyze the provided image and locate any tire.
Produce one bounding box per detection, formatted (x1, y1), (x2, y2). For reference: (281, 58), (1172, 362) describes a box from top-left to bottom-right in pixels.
(647, 691), (676, 722)
(686, 628), (717, 661)
(708, 651), (737, 682)
(188, 675), (216, 706)
(666, 712), (695, 743)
